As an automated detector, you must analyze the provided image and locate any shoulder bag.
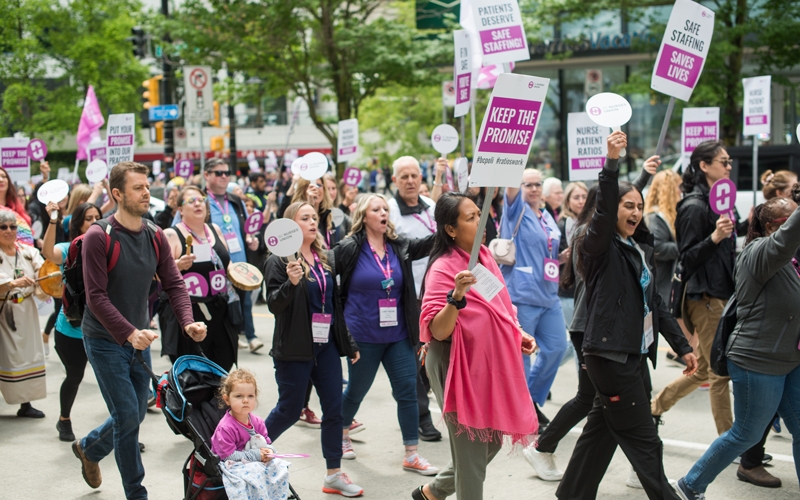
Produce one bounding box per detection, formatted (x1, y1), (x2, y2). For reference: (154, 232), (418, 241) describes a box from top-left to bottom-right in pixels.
(489, 208), (525, 266)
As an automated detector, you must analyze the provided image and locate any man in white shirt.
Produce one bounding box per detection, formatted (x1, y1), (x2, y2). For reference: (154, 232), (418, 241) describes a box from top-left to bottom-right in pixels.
(387, 155), (441, 442)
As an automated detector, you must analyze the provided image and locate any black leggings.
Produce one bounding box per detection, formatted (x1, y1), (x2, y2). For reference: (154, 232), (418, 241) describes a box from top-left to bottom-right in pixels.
(54, 329), (88, 419)
(44, 299), (62, 335)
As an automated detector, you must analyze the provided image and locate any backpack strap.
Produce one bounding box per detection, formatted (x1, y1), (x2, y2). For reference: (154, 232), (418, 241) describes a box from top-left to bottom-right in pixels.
(96, 219), (162, 274)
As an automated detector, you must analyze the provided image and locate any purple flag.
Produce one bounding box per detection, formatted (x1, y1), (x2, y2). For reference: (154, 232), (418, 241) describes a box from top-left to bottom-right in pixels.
(76, 86), (105, 160)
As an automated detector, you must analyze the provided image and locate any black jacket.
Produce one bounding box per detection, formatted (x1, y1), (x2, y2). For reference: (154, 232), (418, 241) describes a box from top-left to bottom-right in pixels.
(676, 183), (748, 300)
(581, 162), (692, 367)
(265, 250), (358, 361)
(645, 212), (679, 303)
(333, 229), (434, 346)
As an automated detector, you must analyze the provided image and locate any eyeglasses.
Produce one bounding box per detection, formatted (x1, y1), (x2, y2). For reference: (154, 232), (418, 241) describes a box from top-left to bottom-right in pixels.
(210, 170), (231, 177)
(182, 196), (207, 206)
(522, 182), (543, 189)
(714, 159), (733, 166)
(0, 224), (18, 232)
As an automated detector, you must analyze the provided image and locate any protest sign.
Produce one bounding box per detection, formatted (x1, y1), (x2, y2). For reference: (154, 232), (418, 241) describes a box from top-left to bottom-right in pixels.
(27, 139), (48, 162)
(710, 178), (736, 217)
(470, 73), (549, 187)
(106, 114), (135, 167)
(432, 124), (460, 155)
(86, 160), (108, 183)
(650, 0), (715, 102)
(0, 137), (30, 184)
(343, 167), (363, 187)
(681, 107), (719, 165)
(337, 119), (359, 163)
(454, 30), (472, 118)
(264, 219), (302, 258)
(88, 138), (107, 163)
(175, 159), (194, 178)
(585, 92), (632, 157)
(455, 158), (469, 192)
(567, 112), (609, 181)
(742, 76), (771, 137)
(470, 0), (529, 65)
(298, 152), (328, 181)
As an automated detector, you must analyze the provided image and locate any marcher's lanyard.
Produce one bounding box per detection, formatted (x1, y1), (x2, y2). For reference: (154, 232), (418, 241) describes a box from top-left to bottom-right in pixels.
(491, 206), (499, 233)
(792, 258), (800, 279)
(307, 250), (327, 313)
(208, 193), (232, 226)
(180, 222), (220, 268)
(412, 210), (436, 234)
(368, 239), (392, 296)
(12, 245), (21, 279)
(537, 210), (553, 258)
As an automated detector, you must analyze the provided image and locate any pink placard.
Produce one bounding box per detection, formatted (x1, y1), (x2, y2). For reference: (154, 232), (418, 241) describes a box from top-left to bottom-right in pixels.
(27, 139), (48, 161)
(478, 97), (541, 155)
(654, 44), (703, 89)
(683, 121), (718, 153)
(175, 159), (194, 178)
(709, 178), (736, 215)
(245, 212), (264, 235)
(478, 26), (526, 56)
(343, 167), (363, 187)
(208, 269), (227, 296)
(571, 157), (605, 170)
(183, 272), (209, 297)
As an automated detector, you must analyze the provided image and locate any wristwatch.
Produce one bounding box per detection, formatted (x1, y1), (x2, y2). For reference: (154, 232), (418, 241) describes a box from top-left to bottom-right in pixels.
(446, 290), (467, 310)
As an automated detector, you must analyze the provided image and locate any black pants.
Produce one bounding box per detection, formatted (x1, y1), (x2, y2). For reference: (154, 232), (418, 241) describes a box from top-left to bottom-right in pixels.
(741, 419), (774, 469)
(557, 354), (678, 500)
(44, 298), (62, 335)
(54, 329), (88, 419)
(417, 343), (432, 425)
(537, 332), (594, 453)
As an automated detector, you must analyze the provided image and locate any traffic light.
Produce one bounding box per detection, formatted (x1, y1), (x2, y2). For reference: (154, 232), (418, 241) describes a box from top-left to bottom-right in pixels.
(142, 75), (162, 110)
(128, 27), (147, 58)
(155, 122), (163, 143)
(208, 101), (221, 127)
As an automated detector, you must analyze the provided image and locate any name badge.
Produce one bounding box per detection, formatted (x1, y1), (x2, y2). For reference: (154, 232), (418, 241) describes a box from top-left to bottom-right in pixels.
(311, 313), (332, 343)
(379, 298), (398, 327)
(643, 312), (654, 349)
(543, 258), (559, 283)
(224, 232), (243, 254)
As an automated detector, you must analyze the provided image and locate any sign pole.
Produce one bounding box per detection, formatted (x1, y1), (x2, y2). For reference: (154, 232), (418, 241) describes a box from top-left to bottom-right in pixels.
(655, 96), (676, 157)
(752, 136), (759, 207)
(198, 122), (206, 189)
(470, 93), (477, 152)
(460, 116), (466, 158)
(468, 186), (496, 270)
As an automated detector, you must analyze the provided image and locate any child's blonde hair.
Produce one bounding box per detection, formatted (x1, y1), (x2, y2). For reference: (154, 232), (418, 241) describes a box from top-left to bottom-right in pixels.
(217, 368), (259, 408)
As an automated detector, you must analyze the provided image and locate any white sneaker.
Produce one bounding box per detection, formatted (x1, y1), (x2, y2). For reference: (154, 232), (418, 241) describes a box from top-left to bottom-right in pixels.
(249, 339), (264, 353)
(627, 466), (643, 489)
(238, 338), (248, 349)
(523, 446), (563, 481)
(323, 471), (364, 497)
(403, 453), (440, 476)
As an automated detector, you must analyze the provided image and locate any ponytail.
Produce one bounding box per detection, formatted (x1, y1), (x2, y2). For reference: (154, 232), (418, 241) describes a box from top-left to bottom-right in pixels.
(745, 204), (767, 245)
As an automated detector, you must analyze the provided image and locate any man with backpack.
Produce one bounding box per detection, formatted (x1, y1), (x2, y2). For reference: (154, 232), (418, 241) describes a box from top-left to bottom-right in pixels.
(71, 161), (207, 499)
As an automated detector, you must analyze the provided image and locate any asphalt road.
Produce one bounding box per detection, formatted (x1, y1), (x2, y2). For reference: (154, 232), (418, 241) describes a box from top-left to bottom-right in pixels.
(3, 304), (797, 499)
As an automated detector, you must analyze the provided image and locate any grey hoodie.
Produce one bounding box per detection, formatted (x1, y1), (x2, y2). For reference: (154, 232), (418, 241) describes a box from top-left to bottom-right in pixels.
(727, 205), (800, 376)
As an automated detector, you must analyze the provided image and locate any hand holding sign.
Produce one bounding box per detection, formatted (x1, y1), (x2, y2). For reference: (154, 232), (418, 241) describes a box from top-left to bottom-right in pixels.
(27, 139), (48, 162)
(37, 180), (70, 220)
(264, 219), (303, 260)
(709, 178), (736, 215)
(245, 212), (264, 235)
(585, 93), (632, 158)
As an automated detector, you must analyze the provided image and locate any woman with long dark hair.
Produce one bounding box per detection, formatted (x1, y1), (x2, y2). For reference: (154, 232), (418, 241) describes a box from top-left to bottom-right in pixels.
(412, 192), (536, 500)
(676, 194), (800, 499)
(556, 132), (697, 500)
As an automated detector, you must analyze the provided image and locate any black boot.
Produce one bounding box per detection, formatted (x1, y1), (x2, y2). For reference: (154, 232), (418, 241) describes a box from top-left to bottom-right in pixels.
(17, 403), (45, 418)
(57, 419), (76, 441)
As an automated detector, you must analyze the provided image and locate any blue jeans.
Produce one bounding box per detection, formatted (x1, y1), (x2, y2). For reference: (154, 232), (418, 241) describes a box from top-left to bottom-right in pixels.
(81, 337), (151, 500)
(342, 339), (418, 445)
(242, 291), (255, 341)
(684, 361), (800, 493)
(518, 303), (568, 406)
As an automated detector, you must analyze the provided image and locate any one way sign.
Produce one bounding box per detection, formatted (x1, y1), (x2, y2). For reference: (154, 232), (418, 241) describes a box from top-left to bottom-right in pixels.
(148, 105), (180, 121)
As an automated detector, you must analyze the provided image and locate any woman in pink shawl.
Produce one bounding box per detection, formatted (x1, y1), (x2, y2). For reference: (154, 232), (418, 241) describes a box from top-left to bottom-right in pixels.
(412, 192), (537, 500)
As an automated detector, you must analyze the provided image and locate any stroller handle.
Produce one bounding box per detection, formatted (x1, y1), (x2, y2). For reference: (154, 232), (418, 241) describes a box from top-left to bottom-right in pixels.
(134, 348), (210, 385)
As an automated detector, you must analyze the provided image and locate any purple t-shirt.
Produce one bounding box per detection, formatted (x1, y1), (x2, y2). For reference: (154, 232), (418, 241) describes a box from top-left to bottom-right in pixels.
(344, 240), (406, 344)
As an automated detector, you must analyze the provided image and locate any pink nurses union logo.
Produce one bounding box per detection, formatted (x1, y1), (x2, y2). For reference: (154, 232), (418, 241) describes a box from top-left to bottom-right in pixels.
(709, 178), (737, 215)
(183, 272), (209, 297)
(208, 269), (227, 296)
(245, 212), (264, 235)
(589, 107), (602, 116)
(543, 259), (560, 283)
(433, 134), (441, 142)
(528, 81), (535, 89)
(343, 167), (362, 187)
(27, 139), (48, 161)
(267, 236), (279, 247)
(175, 159), (193, 178)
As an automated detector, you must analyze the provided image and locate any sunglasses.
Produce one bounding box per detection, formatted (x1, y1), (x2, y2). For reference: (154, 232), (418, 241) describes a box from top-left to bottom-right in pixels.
(0, 224), (18, 232)
(209, 170), (231, 177)
(522, 182), (543, 189)
(714, 159), (733, 166)
(182, 196), (207, 206)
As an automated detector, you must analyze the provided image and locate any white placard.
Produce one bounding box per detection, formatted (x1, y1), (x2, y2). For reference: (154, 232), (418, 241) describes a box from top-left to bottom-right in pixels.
(650, 0), (715, 102)
(431, 124), (460, 155)
(470, 263), (504, 302)
(330, 207), (345, 228)
(87, 137), (107, 163)
(796, 123), (800, 143)
(37, 179), (70, 204)
(585, 93), (632, 128)
(106, 113), (135, 167)
(470, 0), (530, 65)
(184, 65), (215, 123)
(742, 76), (772, 137)
(337, 119), (359, 163)
(0, 137), (30, 184)
(297, 152), (328, 181)
(470, 73), (550, 188)
(86, 160), (108, 183)
(454, 30), (472, 118)
(455, 158), (469, 193)
(567, 112), (609, 181)
(681, 107), (719, 166)
(264, 219), (303, 257)
(290, 158), (304, 176)
(192, 243), (212, 263)
(152, 160), (161, 175)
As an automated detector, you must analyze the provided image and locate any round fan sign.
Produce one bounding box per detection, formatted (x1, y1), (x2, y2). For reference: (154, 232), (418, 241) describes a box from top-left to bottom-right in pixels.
(343, 167), (363, 187)
(709, 178), (737, 216)
(264, 219), (303, 258)
(244, 211), (264, 235)
(330, 207), (345, 228)
(86, 159), (108, 183)
(431, 124), (459, 155)
(175, 159), (194, 178)
(37, 179), (70, 205)
(454, 158), (469, 193)
(298, 152), (328, 181)
(27, 138), (48, 162)
(585, 92), (632, 157)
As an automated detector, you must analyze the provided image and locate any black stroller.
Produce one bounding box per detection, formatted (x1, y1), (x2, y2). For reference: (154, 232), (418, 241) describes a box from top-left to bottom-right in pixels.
(140, 353), (300, 500)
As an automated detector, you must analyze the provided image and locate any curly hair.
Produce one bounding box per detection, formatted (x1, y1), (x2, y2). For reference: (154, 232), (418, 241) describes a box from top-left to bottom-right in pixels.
(745, 197), (796, 245)
(217, 368), (259, 408)
(644, 170), (681, 236)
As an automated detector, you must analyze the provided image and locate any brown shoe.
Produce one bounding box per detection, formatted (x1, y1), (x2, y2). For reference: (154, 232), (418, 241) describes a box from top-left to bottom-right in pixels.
(72, 440), (102, 488)
(737, 464), (781, 488)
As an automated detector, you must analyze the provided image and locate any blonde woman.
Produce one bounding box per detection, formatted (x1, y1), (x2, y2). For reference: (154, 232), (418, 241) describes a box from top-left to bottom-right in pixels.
(761, 169), (798, 200)
(556, 182), (588, 326)
(643, 170), (682, 303)
(333, 194), (438, 475)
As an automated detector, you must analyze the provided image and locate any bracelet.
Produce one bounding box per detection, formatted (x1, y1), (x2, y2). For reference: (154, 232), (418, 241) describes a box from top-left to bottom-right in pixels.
(446, 289), (467, 310)
(49, 220), (57, 225)
(433, 182), (443, 186)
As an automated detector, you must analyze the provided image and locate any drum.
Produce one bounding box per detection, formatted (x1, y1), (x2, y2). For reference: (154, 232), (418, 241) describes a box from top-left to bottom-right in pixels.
(227, 262), (263, 291)
(37, 260), (63, 298)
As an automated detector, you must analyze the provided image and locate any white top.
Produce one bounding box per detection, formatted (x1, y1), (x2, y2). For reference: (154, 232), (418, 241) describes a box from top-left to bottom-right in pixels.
(388, 194), (436, 297)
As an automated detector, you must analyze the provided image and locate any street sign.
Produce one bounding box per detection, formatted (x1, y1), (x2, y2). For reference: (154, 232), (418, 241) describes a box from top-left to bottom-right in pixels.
(183, 65), (214, 123)
(148, 105), (180, 122)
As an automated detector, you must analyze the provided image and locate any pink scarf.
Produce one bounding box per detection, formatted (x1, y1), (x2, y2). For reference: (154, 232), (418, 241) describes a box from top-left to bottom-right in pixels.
(420, 246), (537, 445)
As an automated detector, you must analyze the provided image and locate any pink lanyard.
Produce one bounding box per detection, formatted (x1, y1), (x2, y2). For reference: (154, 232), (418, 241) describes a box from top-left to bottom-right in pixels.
(792, 258), (800, 279)
(306, 250), (327, 313)
(208, 193), (231, 223)
(536, 210), (554, 258)
(180, 223), (219, 267)
(412, 211), (436, 234)
(368, 240), (393, 293)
